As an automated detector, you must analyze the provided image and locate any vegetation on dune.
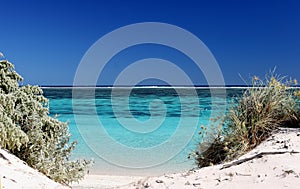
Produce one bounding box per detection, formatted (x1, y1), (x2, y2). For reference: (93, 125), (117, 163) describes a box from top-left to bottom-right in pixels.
(0, 58), (91, 185)
(193, 72), (300, 168)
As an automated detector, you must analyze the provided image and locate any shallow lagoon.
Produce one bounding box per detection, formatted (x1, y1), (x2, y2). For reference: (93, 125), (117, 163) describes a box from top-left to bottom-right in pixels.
(44, 87), (243, 175)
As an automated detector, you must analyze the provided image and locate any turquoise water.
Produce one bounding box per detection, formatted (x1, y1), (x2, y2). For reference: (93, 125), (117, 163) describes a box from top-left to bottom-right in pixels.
(43, 87), (243, 175)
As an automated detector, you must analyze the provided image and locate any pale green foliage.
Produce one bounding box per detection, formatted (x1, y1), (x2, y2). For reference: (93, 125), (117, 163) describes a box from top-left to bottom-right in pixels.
(295, 90), (300, 100)
(194, 73), (299, 167)
(0, 60), (91, 185)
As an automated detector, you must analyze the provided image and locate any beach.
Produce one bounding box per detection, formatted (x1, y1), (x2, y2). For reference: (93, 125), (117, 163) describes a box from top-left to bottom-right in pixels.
(72, 127), (300, 188)
(1, 0), (299, 188)
(1, 128), (300, 189)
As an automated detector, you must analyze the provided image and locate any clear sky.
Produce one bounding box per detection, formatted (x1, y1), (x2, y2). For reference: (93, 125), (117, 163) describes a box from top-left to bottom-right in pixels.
(1, 0), (299, 86)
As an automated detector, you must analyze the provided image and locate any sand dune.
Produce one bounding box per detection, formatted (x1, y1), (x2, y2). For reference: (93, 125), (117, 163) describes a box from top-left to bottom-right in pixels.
(0, 148), (66, 189)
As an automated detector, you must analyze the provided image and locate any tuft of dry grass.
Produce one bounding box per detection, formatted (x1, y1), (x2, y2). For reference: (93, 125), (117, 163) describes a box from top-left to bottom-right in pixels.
(193, 72), (300, 168)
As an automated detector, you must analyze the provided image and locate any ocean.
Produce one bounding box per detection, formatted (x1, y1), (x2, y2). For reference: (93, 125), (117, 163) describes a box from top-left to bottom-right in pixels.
(43, 87), (244, 176)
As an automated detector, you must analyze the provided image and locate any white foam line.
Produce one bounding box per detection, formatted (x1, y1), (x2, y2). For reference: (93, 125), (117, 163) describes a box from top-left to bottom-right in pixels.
(41, 86), (300, 89)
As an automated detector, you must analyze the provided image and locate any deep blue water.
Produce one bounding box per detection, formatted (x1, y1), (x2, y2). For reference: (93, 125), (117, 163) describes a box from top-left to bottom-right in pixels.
(43, 87), (243, 175)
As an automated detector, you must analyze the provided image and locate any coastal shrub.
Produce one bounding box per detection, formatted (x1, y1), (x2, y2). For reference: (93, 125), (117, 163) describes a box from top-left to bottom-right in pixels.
(193, 73), (299, 167)
(0, 59), (91, 185)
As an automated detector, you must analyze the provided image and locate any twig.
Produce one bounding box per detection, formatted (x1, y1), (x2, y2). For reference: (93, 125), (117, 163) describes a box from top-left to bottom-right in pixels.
(220, 151), (299, 170)
(235, 172), (251, 176)
(3, 176), (17, 183)
(0, 152), (9, 161)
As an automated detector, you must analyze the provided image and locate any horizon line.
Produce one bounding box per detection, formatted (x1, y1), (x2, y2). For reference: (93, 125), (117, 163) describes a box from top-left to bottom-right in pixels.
(38, 84), (300, 89)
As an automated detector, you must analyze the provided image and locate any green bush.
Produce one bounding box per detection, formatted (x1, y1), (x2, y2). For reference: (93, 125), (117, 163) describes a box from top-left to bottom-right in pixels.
(0, 59), (91, 185)
(193, 73), (299, 168)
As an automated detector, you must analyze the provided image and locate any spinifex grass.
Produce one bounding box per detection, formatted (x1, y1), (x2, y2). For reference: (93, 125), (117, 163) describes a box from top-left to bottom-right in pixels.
(193, 72), (299, 168)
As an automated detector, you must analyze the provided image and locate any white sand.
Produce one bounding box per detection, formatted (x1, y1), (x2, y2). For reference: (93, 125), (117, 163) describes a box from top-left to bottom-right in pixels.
(1, 127), (300, 189)
(73, 127), (300, 189)
(0, 148), (66, 189)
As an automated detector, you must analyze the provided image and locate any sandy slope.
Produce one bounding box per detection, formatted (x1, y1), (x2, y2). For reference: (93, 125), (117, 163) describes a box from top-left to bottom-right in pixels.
(1, 127), (300, 189)
(73, 128), (300, 189)
(0, 148), (66, 189)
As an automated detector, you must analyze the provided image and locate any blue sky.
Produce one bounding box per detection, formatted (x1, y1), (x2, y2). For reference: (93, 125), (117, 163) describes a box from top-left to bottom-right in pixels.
(1, 0), (299, 86)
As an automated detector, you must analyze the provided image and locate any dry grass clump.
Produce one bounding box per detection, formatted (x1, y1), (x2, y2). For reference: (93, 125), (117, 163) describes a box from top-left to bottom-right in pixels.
(194, 73), (300, 168)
